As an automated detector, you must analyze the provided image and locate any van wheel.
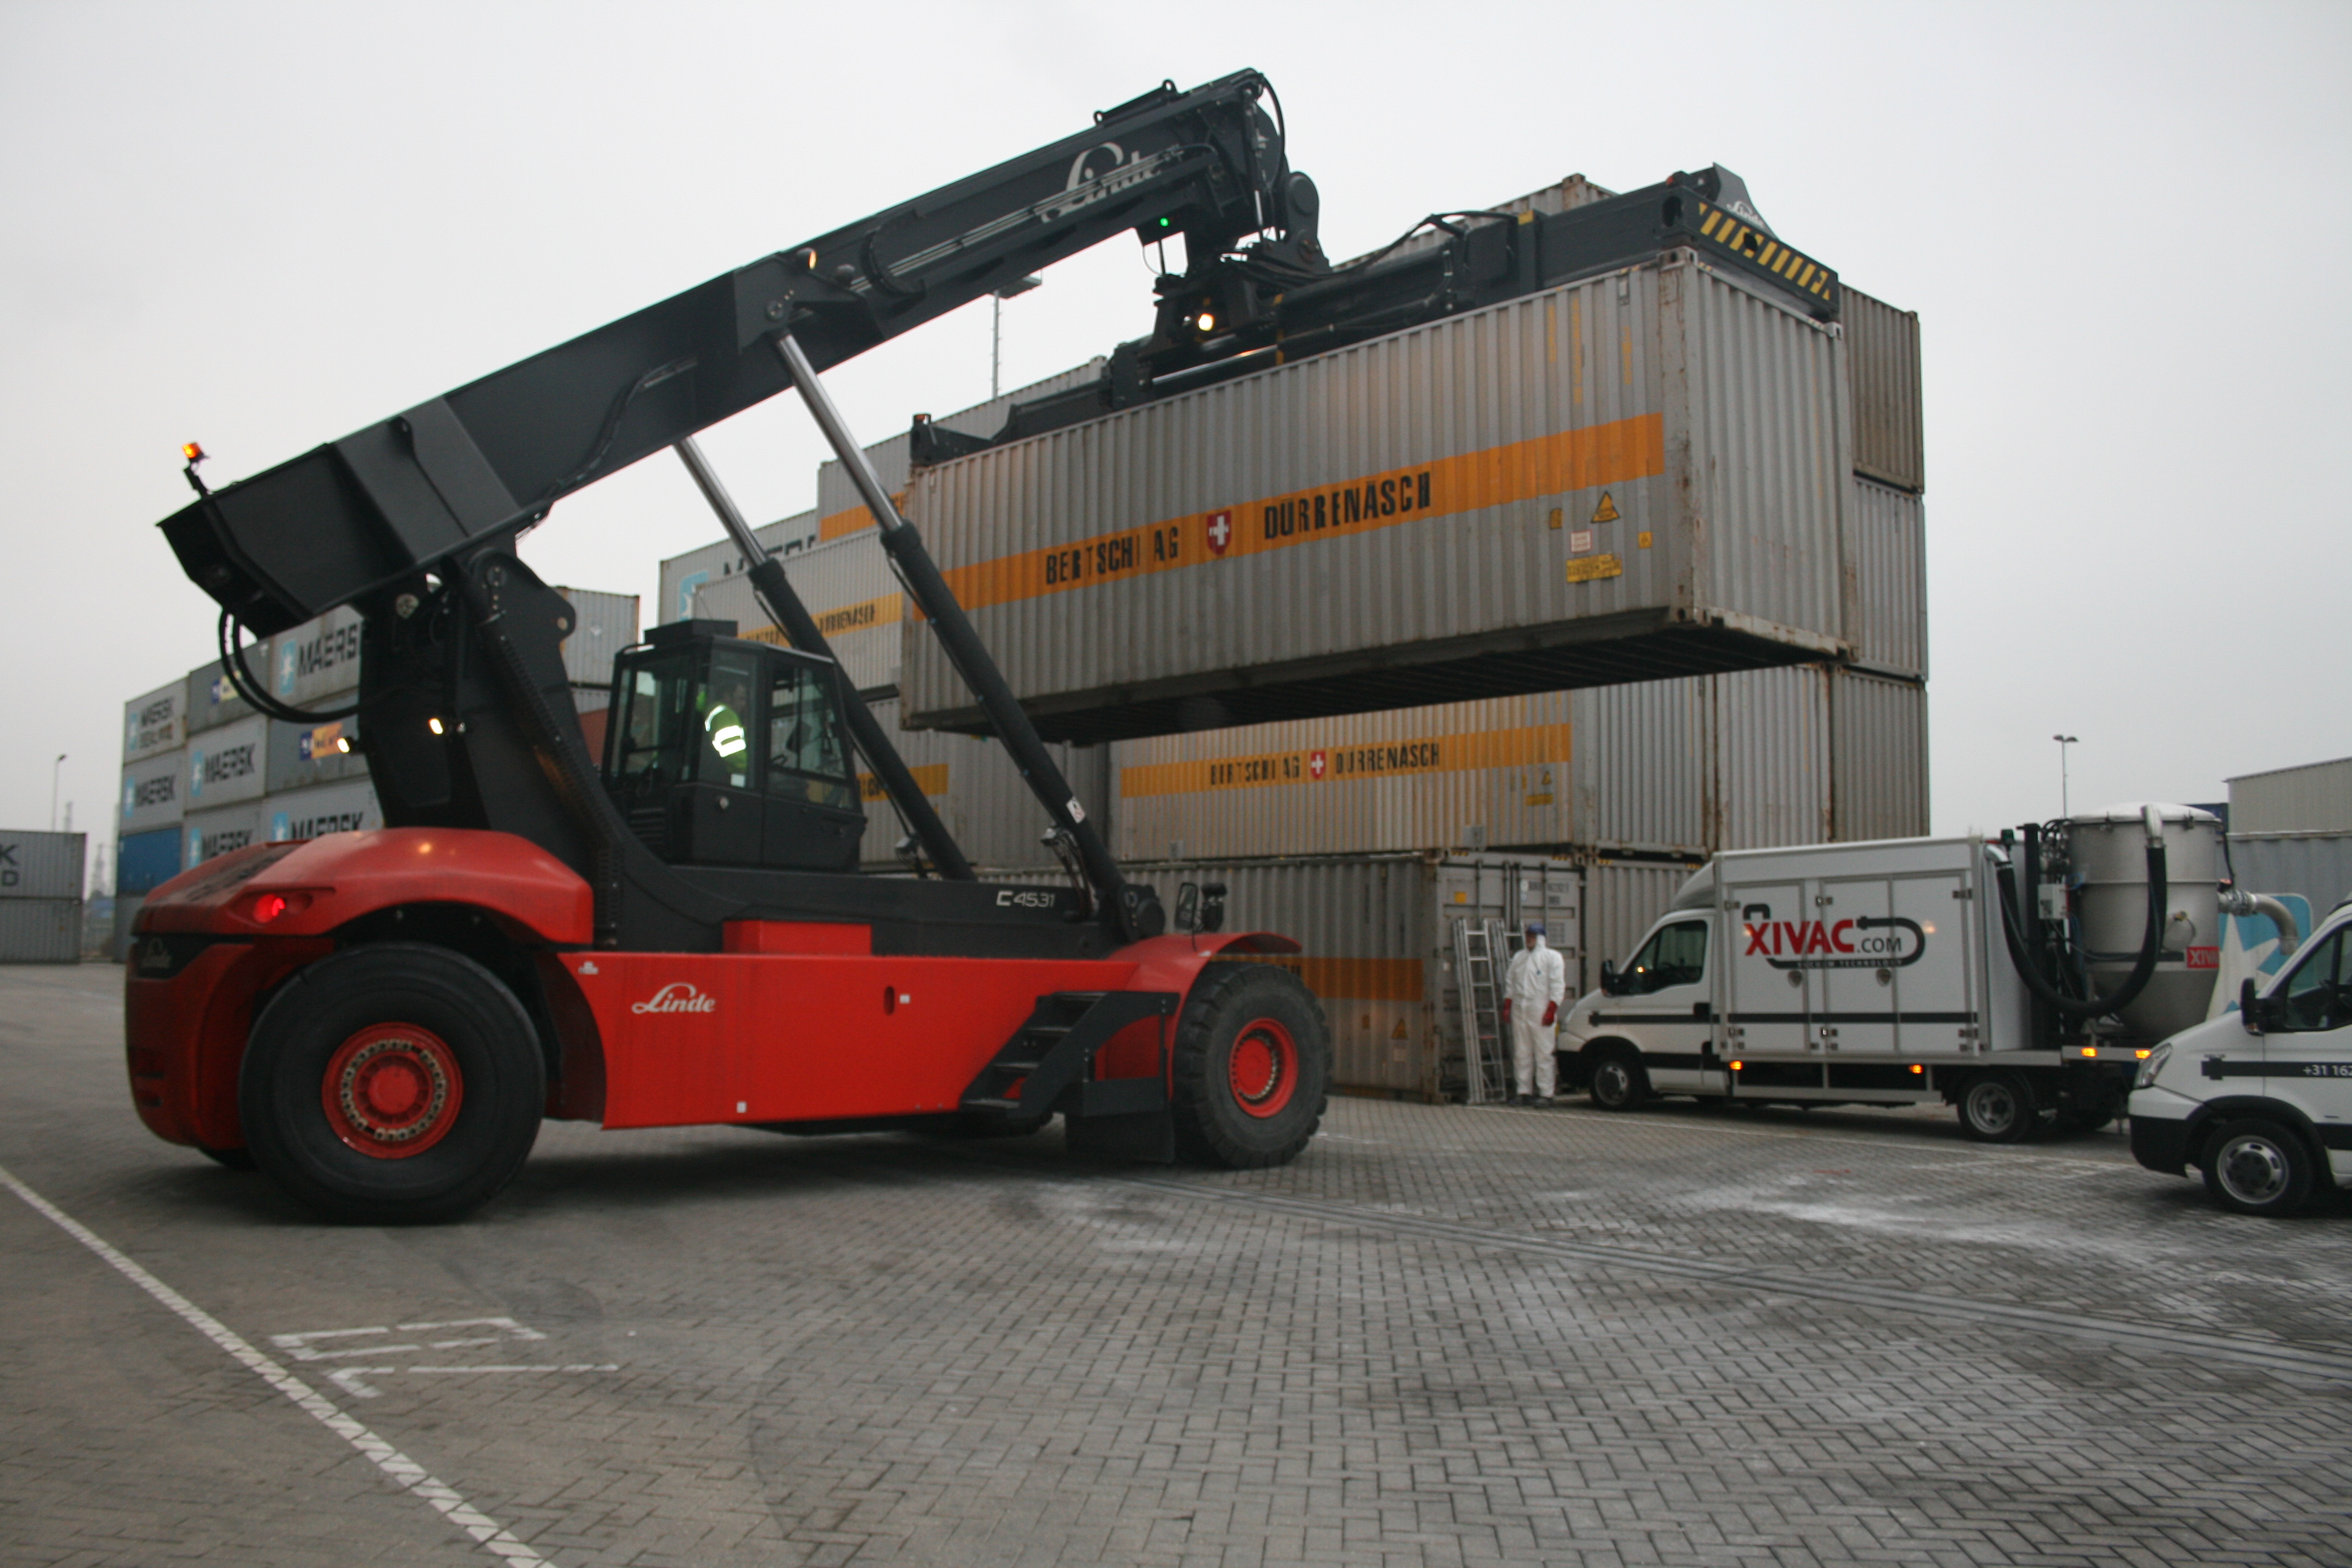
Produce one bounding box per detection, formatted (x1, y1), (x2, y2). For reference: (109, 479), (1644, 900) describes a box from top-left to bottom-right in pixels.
(2202, 1119), (2317, 1217)
(1587, 1050), (1648, 1112)
(1957, 1071), (2035, 1143)
(240, 943), (544, 1224)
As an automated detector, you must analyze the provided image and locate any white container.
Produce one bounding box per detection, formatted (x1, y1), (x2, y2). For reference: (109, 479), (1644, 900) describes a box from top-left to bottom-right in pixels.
(268, 606), (366, 707)
(662, 508), (819, 629)
(264, 714), (367, 794)
(0, 831), (85, 901)
(184, 803), (266, 868)
(904, 253), (1854, 741)
(691, 533), (903, 695)
(122, 679), (189, 763)
(185, 659), (259, 734)
(555, 586), (639, 690)
(857, 696), (1108, 871)
(187, 713), (269, 808)
(120, 750), (186, 834)
(1846, 477), (1926, 678)
(267, 777), (382, 843)
(2227, 756), (2352, 835)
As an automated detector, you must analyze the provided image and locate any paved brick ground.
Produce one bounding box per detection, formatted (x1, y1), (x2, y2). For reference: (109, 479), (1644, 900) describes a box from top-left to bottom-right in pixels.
(3, 962), (2347, 1566)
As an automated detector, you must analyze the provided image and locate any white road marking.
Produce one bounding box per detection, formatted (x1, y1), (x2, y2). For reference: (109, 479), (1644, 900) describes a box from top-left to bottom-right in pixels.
(0, 1163), (552, 1566)
(333, 1365), (624, 1399)
(274, 1316), (547, 1361)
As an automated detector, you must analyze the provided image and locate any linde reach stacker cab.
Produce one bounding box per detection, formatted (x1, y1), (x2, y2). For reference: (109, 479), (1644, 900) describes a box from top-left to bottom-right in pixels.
(127, 71), (1355, 1223)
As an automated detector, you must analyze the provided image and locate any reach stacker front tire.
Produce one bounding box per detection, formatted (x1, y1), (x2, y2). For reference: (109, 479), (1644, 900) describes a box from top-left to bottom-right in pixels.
(1171, 963), (1330, 1169)
(240, 943), (544, 1224)
(2201, 1119), (2317, 1218)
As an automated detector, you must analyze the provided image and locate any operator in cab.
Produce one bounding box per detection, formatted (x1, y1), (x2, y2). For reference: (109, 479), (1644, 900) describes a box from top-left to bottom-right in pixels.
(1500, 921), (1567, 1106)
(699, 668), (754, 791)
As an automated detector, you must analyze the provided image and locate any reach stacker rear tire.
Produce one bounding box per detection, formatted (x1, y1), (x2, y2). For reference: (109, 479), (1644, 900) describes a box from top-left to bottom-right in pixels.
(1171, 962), (1330, 1169)
(240, 942), (545, 1224)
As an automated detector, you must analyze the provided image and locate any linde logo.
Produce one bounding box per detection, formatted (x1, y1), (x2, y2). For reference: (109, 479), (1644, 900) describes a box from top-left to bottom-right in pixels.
(1741, 907), (1927, 971)
(631, 982), (716, 1015)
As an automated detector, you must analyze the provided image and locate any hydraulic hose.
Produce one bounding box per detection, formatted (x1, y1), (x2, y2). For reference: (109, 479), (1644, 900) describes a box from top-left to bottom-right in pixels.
(1994, 831), (2168, 1022)
(215, 608), (364, 725)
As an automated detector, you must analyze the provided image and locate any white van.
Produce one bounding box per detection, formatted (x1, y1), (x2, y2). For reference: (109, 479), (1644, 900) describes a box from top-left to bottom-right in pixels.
(2128, 898), (2352, 1216)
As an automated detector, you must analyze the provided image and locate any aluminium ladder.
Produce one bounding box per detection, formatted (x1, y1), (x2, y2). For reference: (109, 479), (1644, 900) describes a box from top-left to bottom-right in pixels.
(1451, 918), (1514, 1104)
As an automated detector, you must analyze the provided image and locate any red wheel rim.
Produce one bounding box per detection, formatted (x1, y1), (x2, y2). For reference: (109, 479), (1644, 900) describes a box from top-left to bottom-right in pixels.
(321, 1023), (463, 1158)
(1227, 1018), (1298, 1119)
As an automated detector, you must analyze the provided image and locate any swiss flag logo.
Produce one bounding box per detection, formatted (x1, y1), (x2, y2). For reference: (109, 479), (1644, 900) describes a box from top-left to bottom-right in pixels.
(1206, 509), (1233, 555)
(1308, 749), (1327, 780)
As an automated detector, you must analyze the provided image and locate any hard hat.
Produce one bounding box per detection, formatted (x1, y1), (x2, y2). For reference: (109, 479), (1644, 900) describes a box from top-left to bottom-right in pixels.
(1524, 921), (1546, 936)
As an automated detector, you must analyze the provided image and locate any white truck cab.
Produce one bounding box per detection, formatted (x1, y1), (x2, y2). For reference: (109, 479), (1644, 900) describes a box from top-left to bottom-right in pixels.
(2128, 898), (2352, 1216)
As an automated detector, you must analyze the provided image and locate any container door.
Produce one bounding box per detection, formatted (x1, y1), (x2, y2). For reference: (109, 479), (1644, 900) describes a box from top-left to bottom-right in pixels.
(1890, 870), (1974, 1054)
(1814, 876), (1899, 1056)
(1725, 880), (1811, 1056)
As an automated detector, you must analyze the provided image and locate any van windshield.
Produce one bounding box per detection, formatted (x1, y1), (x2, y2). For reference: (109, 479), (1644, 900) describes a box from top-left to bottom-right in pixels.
(1622, 921), (1707, 994)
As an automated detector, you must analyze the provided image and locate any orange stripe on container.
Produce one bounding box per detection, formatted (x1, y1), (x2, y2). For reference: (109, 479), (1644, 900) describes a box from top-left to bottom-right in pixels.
(1226, 954), (1425, 1002)
(933, 415), (1665, 616)
(1121, 722), (1573, 799)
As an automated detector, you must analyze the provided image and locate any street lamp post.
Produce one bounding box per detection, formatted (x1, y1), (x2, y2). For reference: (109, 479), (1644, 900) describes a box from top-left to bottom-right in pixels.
(50, 753), (65, 832)
(2053, 734), (2079, 818)
(990, 275), (1042, 399)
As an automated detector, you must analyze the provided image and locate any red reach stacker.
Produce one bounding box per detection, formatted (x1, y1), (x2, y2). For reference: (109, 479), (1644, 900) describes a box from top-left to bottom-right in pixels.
(129, 71), (1337, 1222)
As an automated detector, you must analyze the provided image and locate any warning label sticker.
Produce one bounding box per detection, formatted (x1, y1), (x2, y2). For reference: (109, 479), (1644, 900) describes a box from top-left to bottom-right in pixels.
(1565, 554), (1624, 584)
(1590, 491), (1620, 523)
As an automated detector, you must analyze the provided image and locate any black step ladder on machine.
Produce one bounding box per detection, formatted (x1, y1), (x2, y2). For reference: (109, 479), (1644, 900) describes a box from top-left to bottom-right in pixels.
(962, 990), (1180, 1159)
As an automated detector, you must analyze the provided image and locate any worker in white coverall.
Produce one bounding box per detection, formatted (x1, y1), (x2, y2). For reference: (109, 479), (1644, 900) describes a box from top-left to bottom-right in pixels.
(1500, 921), (1566, 1104)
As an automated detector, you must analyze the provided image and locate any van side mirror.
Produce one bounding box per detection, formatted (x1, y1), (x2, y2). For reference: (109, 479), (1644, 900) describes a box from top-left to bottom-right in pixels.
(2239, 976), (2267, 1032)
(1174, 882), (1200, 933)
(1599, 959), (1619, 996)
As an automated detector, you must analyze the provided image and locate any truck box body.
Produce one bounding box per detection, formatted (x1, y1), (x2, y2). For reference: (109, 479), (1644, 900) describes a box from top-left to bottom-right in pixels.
(903, 252), (1855, 743)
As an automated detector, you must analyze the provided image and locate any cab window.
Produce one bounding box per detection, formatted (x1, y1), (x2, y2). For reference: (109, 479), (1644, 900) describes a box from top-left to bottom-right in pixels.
(2275, 929), (2351, 1033)
(612, 651), (694, 785)
(766, 664), (855, 811)
(1624, 921), (1708, 995)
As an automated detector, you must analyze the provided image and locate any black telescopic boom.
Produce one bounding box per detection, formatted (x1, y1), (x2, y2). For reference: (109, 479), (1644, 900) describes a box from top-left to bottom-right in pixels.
(672, 437), (975, 882)
(773, 334), (1157, 941)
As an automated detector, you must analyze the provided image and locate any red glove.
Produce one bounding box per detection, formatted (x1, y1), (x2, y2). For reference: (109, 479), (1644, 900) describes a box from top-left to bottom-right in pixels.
(1541, 1002), (1558, 1027)
(1499, 999), (1512, 1024)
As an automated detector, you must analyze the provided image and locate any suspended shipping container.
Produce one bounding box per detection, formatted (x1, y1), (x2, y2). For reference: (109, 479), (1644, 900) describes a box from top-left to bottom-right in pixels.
(122, 679), (189, 763)
(0, 830), (85, 901)
(186, 714), (268, 809)
(0, 899), (82, 964)
(904, 252), (1854, 742)
(120, 750), (186, 835)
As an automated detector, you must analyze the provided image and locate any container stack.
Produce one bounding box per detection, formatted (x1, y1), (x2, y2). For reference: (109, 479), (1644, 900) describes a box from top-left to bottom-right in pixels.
(114, 588), (636, 947)
(0, 829), (86, 964)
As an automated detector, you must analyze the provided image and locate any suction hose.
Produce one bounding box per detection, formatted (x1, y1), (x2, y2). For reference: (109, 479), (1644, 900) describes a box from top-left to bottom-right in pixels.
(1994, 806), (2169, 1022)
(2219, 889), (2302, 958)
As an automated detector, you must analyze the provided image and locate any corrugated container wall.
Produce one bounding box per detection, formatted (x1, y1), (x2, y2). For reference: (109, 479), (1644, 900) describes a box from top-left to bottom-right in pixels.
(116, 827), (182, 895)
(904, 255), (1852, 741)
(186, 714), (267, 809)
(662, 509), (818, 629)
(1845, 477), (1926, 678)
(1842, 285), (1924, 494)
(266, 715), (365, 794)
(120, 750), (186, 834)
(1111, 665), (1851, 864)
(269, 607), (365, 707)
(858, 697), (1109, 871)
(693, 533), (902, 694)
(1829, 668), (1930, 842)
(0, 899), (81, 964)
(1582, 858), (1705, 974)
(2228, 757), (2352, 834)
(268, 778), (382, 842)
(184, 803), (263, 868)
(2228, 832), (2352, 918)
(555, 587), (639, 693)
(185, 660), (256, 733)
(816, 361), (1109, 543)
(0, 831), (85, 900)
(123, 680), (188, 763)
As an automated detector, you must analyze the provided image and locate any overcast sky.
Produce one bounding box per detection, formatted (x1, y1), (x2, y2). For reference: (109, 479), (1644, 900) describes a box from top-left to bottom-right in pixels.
(4, 1), (2347, 871)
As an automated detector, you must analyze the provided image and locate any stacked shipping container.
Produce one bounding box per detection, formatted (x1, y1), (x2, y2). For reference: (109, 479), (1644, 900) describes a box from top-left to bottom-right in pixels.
(0, 829), (86, 962)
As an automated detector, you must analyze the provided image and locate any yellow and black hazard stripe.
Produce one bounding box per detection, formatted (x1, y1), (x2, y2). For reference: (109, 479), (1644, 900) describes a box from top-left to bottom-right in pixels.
(1691, 201), (1838, 311)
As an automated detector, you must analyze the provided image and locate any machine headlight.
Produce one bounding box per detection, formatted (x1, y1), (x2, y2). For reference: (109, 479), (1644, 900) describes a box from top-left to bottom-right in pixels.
(2134, 1043), (2172, 1090)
